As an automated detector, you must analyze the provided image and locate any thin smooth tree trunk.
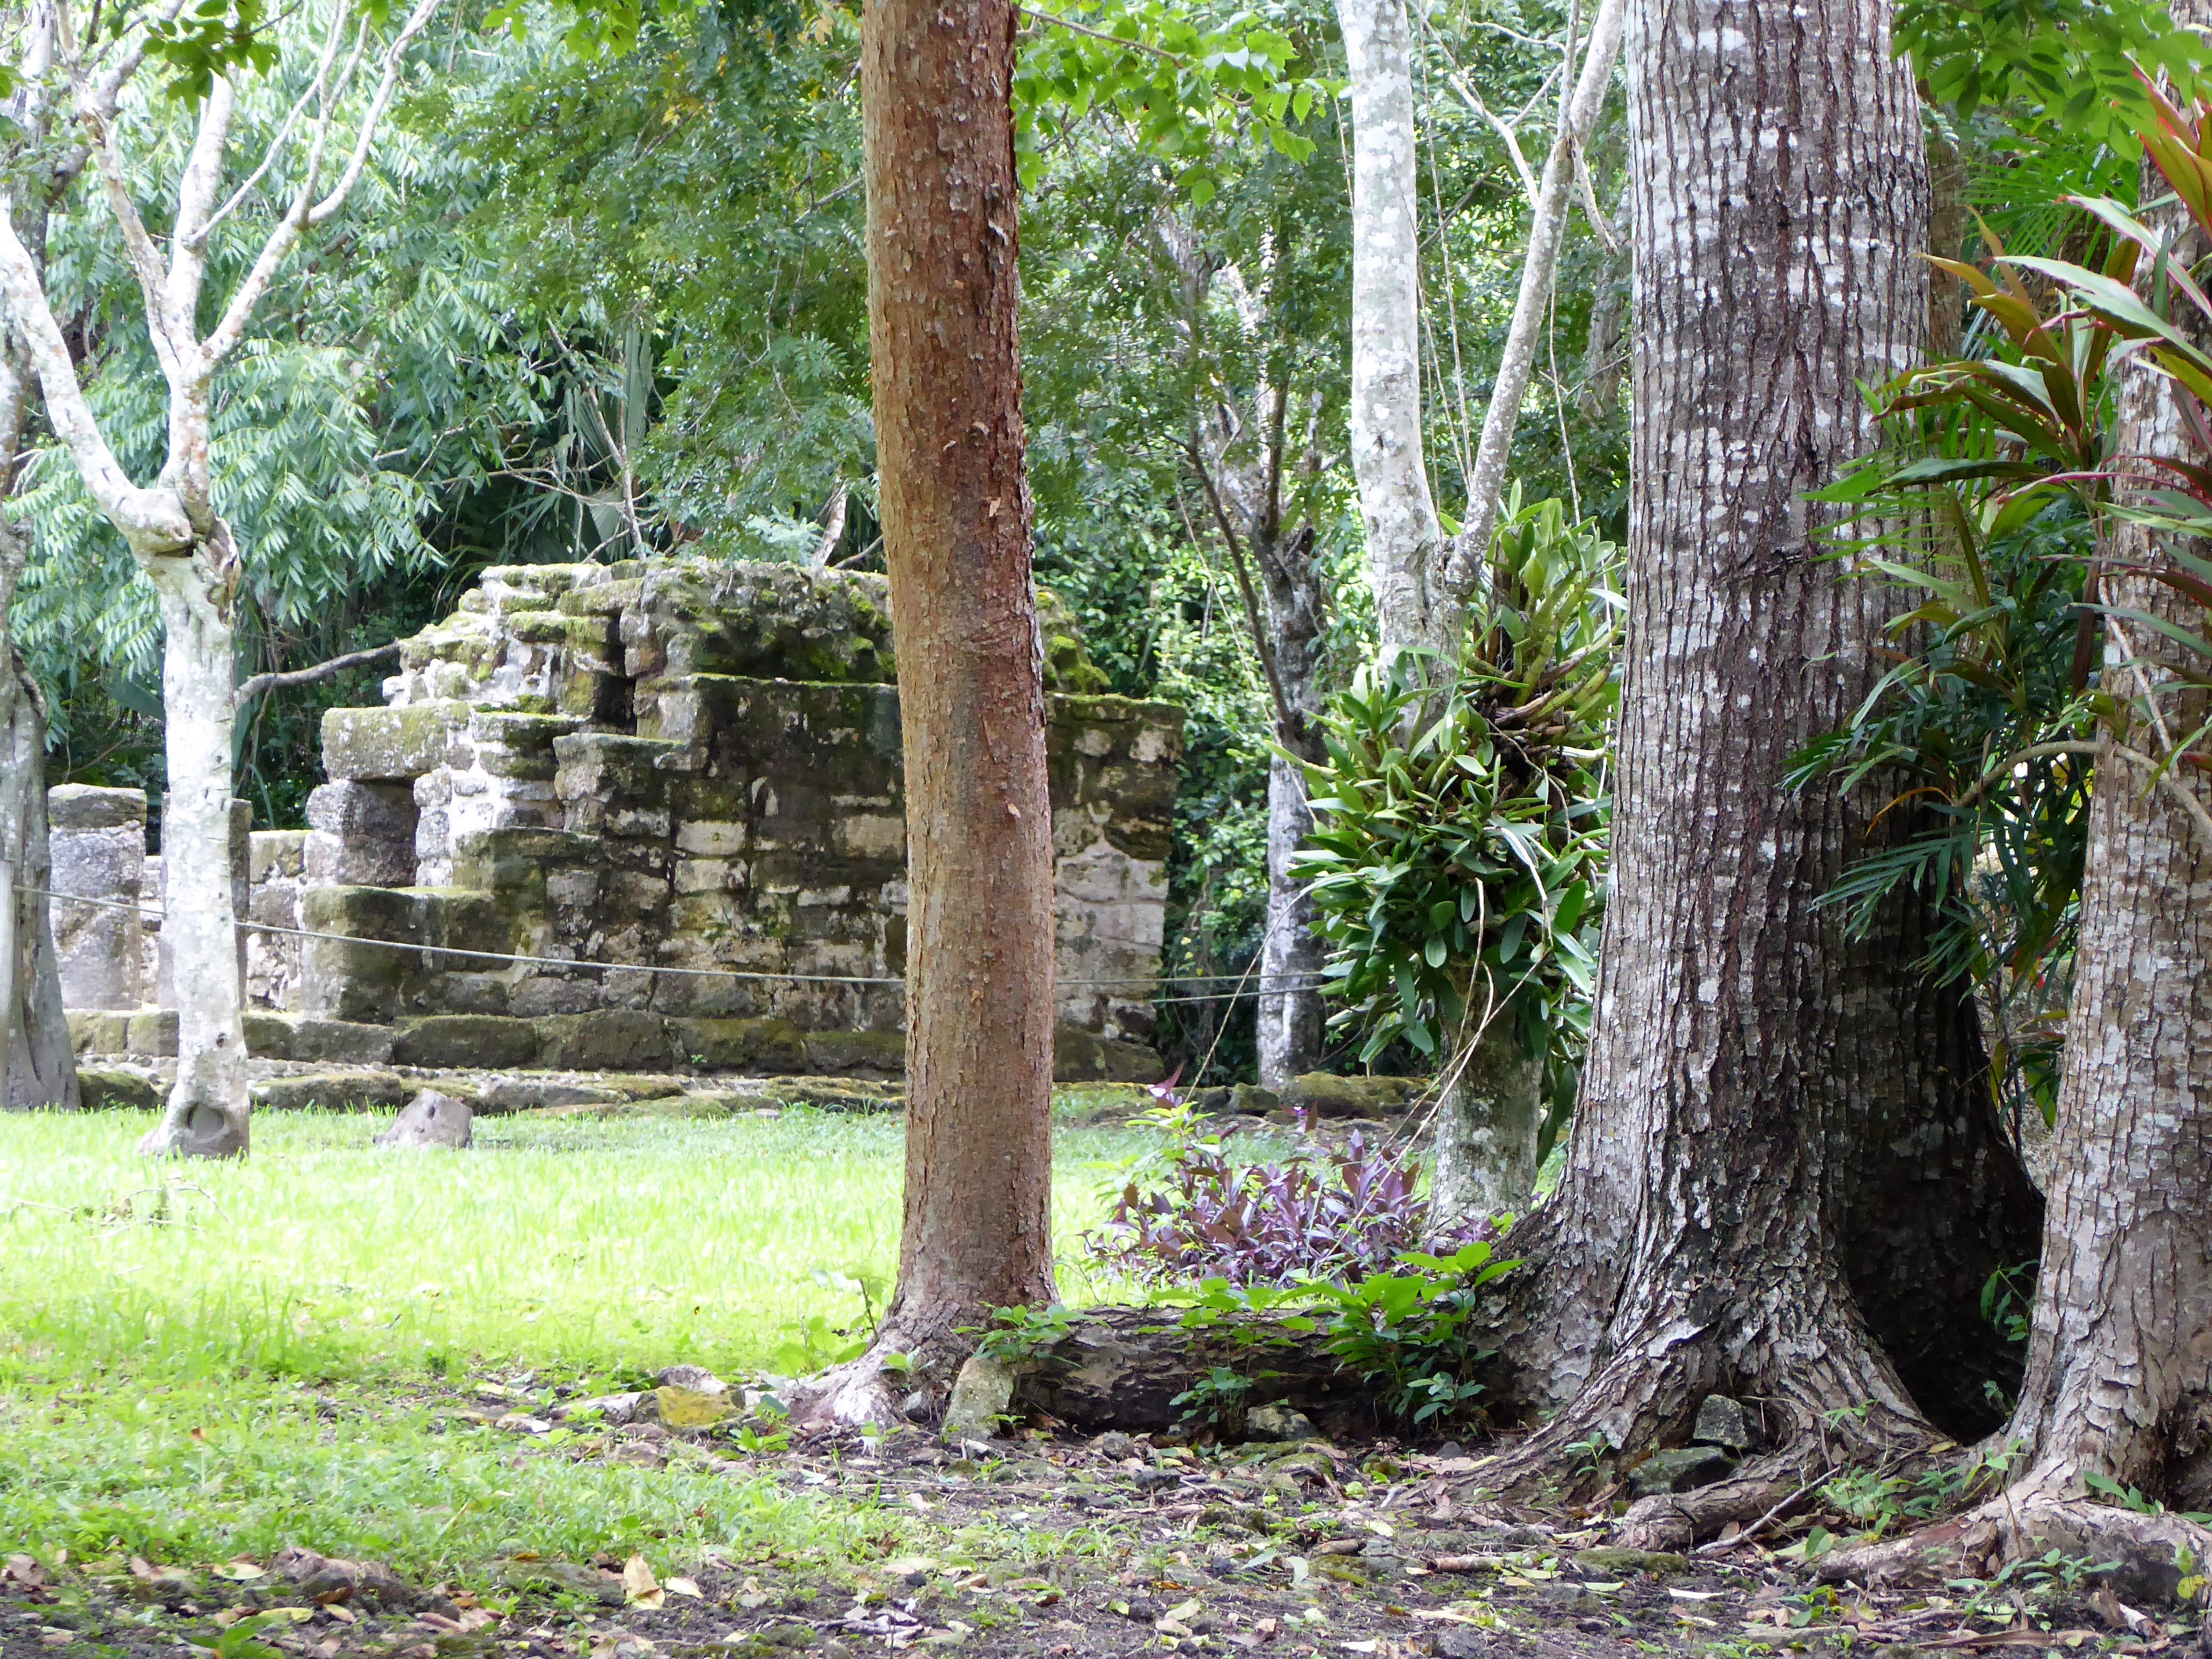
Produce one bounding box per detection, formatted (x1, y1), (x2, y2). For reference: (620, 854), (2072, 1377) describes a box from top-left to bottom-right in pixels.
(1339, 0), (1601, 1208)
(1256, 752), (1324, 1088)
(1430, 1028), (1543, 1222)
(796, 0), (1056, 1423)
(1483, 0), (2039, 1479)
(1439, 0), (1625, 593)
(138, 546), (248, 1157)
(1, 614), (76, 1113)
(1167, 218), (1333, 1091)
(1339, 0), (1451, 662)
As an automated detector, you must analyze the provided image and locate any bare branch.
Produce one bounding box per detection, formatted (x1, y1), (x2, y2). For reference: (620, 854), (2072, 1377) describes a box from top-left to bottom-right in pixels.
(201, 0), (440, 368)
(188, 1), (357, 249)
(84, 112), (185, 376)
(1442, 0), (1625, 601)
(1185, 443), (1300, 744)
(233, 639), (402, 707)
(304, 0), (439, 223)
(1436, 66), (1537, 206)
(811, 481), (848, 567)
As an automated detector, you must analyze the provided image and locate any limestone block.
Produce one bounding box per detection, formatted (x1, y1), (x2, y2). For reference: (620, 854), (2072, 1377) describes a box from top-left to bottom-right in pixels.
(508, 975), (602, 1017)
(1276, 1073), (1415, 1120)
(674, 820), (745, 856)
(47, 784), (146, 1010)
(126, 1009), (178, 1058)
(432, 973), (511, 1015)
(66, 1010), (131, 1055)
(243, 1013), (395, 1065)
(77, 1066), (163, 1111)
(1050, 1024), (1165, 1086)
(802, 1029), (906, 1077)
(669, 1016), (807, 1072)
(249, 828), (307, 882)
(253, 1070), (419, 1113)
(393, 1015), (540, 1070)
(321, 702), (466, 781)
(534, 1009), (675, 1071)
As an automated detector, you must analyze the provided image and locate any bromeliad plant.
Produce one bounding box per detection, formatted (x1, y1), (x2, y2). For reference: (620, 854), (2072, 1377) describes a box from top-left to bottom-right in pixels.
(1292, 493), (1618, 1149)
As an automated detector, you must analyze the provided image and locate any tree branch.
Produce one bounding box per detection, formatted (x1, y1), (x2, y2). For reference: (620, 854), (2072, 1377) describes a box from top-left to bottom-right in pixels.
(200, 0), (440, 368)
(84, 111), (185, 378)
(1441, 0), (1625, 601)
(0, 205), (187, 551)
(1183, 444), (1301, 745)
(187, 2), (357, 250)
(233, 640), (403, 707)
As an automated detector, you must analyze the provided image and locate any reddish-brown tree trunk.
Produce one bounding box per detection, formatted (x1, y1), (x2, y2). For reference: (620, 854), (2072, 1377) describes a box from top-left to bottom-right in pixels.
(793, 0), (1057, 1424)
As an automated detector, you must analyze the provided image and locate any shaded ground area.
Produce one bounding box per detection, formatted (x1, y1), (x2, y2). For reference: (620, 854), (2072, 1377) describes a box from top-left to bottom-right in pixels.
(3, 1384), (2192, 1659)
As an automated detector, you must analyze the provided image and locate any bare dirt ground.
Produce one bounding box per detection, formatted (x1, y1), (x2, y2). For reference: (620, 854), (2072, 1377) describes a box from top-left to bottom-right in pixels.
(3, 1392), (2195, 1659)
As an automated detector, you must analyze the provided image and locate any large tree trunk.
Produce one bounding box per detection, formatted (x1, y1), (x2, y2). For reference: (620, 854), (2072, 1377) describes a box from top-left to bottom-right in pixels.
(137, 540), (249, 1157)
(794, 0), (1056, 1424)
(1481, 0), (2038, 1473)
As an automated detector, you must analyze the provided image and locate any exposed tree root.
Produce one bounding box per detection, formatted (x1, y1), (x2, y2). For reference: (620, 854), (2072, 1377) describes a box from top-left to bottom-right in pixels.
(1614, 1452), (1818, 1551)
(1820, 1476), (2212, 1608)
(785, 1324), (975, 1430)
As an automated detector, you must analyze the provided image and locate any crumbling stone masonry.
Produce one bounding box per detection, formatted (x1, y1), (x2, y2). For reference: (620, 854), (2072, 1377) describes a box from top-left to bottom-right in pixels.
(62, 559), (1182, 1084)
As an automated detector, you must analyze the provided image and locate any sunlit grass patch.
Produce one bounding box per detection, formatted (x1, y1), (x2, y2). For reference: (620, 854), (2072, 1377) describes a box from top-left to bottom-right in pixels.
(0, 1107), (1147, 1383)
(0, 1105), (1151, 1575)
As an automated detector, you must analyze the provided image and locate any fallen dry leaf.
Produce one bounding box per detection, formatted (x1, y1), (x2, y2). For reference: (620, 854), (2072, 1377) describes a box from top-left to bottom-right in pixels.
(621, 1554), (663, 1609)
(664, 1576), (703, 1599)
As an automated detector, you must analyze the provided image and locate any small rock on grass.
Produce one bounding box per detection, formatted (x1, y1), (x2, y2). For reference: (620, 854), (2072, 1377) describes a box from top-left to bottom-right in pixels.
(373, 1089), (472, 1150)
(941, 1353), (1015, 1439)
(1692, 1391), (1756, 1451)
(1626, 1444), (1735, 1496)
(1244, 1404), (1317, 1442)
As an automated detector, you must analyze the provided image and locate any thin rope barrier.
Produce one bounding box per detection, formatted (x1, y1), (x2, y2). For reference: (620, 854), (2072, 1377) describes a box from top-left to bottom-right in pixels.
(15, 884), (1335, 1001)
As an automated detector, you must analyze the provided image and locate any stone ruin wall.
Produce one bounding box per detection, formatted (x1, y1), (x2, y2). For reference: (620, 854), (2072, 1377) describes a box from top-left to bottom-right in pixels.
(55, 560), (1182, 1084)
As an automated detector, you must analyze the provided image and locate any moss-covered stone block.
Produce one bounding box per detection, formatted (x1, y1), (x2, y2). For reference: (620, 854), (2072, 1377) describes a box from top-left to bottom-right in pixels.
(802, 1029), (906, 1077)
(125, 1009), (179, 1058)
(1277, 1073), (1415, 1120)
(321, 702), (467, 781)
(251, 1070), (424, 1113)
(1051, 1023), (1165, 1084)
(534, 1010), (676, 1071)
(669, 1015), (808, 1072)
(66, 1010), (132, 1056)
(78, 1065), (164, 1111)
(393, 1015), (541, 1070)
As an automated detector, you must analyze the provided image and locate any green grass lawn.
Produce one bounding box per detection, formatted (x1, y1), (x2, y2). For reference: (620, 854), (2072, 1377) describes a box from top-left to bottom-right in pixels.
(0, 1105), (1154, 1580)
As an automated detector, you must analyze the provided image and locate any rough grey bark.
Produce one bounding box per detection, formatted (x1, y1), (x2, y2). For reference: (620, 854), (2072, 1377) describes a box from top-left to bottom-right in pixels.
(1, 622), (75, 1113)
(791, 0), (1056, 1426)
(1477, 0), (2041, 1473)
(2002, 85), (2212, 1505)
